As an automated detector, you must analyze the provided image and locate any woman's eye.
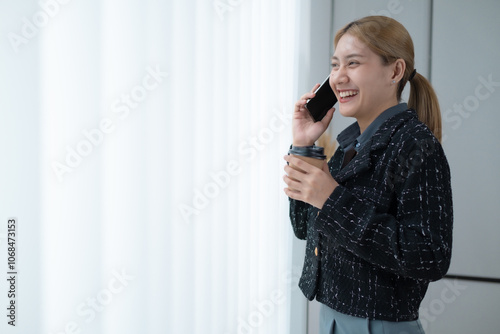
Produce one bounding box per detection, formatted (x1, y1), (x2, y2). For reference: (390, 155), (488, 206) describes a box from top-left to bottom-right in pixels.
(331, 63), (339, 68)
(348, 61), (359, 66)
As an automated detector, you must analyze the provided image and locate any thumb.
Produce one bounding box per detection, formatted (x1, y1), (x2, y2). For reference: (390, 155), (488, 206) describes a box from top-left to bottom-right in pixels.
(320, 107), (335, 128)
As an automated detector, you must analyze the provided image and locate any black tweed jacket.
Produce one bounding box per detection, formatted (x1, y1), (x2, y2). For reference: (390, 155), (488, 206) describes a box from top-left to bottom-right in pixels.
(289, 109), (453, 321)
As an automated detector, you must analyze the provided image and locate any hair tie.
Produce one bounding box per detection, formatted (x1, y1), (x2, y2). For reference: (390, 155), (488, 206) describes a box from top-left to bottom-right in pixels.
(409, 69), (417, 81)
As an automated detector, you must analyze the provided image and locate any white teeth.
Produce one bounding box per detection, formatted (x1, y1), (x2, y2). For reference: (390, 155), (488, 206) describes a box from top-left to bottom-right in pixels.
(339, 90), (358, 98)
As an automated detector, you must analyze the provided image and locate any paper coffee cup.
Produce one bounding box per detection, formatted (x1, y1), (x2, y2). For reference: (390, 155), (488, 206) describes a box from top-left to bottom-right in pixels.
(290, 155), (325, 171)
(287, 146), (326, 189)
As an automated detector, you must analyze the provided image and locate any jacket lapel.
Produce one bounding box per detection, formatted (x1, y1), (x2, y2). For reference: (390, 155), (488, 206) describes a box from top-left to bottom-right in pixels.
(334, 143), (372, 182)
(333, 110), (416, 183)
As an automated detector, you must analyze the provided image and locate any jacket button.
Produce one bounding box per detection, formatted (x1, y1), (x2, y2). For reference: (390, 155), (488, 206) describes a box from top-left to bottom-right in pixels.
(315, 247), (318, 256)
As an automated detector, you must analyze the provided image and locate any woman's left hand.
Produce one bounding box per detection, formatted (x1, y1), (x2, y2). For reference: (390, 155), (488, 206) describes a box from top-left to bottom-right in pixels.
(283, 155), (338, 209)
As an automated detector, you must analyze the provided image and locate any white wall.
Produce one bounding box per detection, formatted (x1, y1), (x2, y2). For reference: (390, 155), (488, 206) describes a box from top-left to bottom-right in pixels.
(420, 0), (500, 332)
(432, 0), (500, 279)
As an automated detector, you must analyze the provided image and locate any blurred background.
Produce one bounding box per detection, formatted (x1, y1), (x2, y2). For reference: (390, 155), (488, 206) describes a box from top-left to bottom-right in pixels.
(1, 0), (499, 333)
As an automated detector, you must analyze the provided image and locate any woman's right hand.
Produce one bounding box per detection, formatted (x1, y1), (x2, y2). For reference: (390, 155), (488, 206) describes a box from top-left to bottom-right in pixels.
(292, 84), (335, 146)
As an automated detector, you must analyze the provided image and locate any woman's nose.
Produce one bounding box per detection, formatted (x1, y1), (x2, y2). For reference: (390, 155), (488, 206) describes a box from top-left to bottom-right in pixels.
(331, 66), (348, 86)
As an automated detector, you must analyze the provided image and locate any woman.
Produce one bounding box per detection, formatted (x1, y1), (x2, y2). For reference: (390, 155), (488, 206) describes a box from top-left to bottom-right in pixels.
(283, 16), (453, 333)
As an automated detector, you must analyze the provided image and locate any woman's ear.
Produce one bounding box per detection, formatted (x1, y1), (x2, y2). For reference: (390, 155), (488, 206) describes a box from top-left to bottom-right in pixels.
(391, 59), (406, 83)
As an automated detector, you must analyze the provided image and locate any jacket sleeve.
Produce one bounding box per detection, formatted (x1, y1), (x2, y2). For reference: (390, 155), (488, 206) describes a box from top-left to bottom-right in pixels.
(315, 137), (453, 281)
(289, 197), (311, 240)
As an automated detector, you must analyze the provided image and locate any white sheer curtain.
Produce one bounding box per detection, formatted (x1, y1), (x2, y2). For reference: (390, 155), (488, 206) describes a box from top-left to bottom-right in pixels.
(38, 0), (302, 333)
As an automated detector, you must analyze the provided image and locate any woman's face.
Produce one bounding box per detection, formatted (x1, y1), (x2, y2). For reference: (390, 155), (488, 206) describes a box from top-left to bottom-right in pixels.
(330, 33), (398, 131)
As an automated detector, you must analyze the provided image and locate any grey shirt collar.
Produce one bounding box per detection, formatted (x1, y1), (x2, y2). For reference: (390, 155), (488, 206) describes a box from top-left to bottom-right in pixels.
(338, 102), (408, 151)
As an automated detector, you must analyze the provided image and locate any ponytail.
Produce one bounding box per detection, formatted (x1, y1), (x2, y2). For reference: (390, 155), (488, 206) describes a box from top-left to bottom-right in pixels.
(407, 72), (442, 142)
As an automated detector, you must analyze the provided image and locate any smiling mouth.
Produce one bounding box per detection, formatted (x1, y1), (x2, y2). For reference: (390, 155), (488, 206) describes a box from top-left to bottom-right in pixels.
(339, 90), (359, 98)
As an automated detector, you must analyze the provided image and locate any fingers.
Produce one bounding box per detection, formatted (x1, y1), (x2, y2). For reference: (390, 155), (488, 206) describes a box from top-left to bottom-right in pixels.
(284, 155), (315, 174)
(295, 96), (311, 110)
(302, 89), (317, 101)
(283, 155), (336, 206)
(320, 107), (335, 127)
(283, 161), (303, 200)
(283, 174), (301, 191)
(284, 165), (306, 182)
(283, 156), (308, 195)
(294, 98), (308, 110)
(296, 85), (320, 107)
(310, 83), (320, 93)
(283, 163), (305, 201)
(294, 86), (324, 123)
(283, 186), (301, 200)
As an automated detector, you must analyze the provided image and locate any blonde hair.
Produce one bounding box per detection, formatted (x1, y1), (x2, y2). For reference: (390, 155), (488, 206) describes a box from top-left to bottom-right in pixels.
(335, 16), (442, 141)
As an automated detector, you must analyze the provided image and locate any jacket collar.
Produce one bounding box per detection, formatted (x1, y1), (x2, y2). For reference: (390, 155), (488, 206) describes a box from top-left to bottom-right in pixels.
(337, 103), (409, 151)
(334, 109), (418, 182)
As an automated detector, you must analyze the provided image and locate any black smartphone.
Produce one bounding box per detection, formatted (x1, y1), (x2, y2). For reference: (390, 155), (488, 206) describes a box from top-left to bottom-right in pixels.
(305, 75), (337, 122)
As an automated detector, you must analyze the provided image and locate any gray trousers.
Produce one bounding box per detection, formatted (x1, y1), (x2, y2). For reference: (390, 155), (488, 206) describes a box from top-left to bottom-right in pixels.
(320, 304), (425, 334)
